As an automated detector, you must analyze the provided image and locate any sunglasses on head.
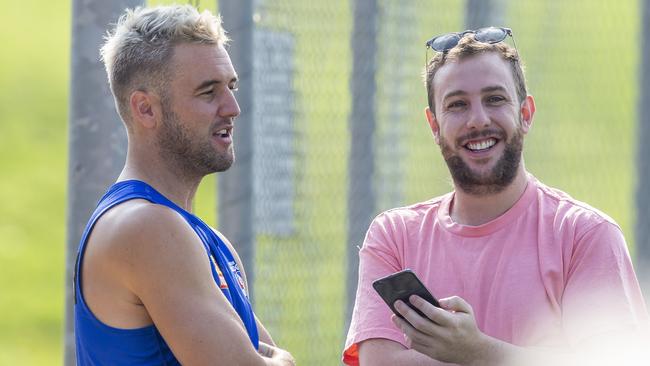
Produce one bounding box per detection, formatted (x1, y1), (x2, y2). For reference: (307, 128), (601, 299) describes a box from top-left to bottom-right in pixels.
(425, 27), (515, 53)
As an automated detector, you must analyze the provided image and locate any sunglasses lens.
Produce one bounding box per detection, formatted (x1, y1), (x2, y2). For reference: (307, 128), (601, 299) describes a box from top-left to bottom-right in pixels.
(474, 27), (507, 44)
(430, 33), (461, 52)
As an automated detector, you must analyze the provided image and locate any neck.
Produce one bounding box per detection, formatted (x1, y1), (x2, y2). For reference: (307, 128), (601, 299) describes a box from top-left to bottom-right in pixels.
(118, 144), (202, 212)
(449, 167), (529, 226)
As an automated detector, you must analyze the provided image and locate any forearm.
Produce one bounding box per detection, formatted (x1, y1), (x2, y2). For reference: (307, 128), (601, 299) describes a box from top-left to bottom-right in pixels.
(262, 358), (288, 366)
(463, 335), (638, 366)
(483, 344), (586, 366)
(359, 339), (447, 366)
(362, 349), (445, 366)
(256, 316), (276, 346)
(493, 334), (650, 366)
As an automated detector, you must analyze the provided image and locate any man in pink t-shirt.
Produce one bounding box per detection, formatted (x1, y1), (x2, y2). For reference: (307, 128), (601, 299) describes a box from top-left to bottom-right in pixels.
(343, 28), (649, 366)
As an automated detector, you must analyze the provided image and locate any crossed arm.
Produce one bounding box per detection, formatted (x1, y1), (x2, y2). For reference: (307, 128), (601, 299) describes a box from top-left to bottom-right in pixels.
(360, 293), (649, 366)
(86, 202), (294, 365)
(358, 295), (512, 366)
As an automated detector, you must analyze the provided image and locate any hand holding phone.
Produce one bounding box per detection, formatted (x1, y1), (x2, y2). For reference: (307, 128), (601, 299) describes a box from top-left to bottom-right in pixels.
(372, 269), (440, 321)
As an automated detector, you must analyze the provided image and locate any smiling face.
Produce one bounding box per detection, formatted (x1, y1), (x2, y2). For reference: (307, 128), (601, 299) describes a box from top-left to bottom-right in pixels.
(157, 43), (240, 177)
(427, 52), (535, 195)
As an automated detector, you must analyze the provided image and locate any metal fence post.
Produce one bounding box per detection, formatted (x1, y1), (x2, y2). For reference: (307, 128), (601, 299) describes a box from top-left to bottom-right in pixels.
(345, 0), (378, 330)
(636, 0), (650, 296)
(465, 0), (506, 29)
(218, 0), (256, 297)
(65, 1), (143, 365)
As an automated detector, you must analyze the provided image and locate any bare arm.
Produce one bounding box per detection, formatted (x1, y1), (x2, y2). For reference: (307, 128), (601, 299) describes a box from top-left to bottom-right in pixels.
(108, 205), (291, 365)
(391, 295), (648, 366)
(357, 298), (642, 366)
(255, 315), (276, 346)
(213, 229), (276, 346)
(359, 338), (446, 366)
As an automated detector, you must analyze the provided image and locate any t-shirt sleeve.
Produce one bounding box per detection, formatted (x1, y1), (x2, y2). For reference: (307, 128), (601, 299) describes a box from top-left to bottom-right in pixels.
(342, 212), (409, 365)
(561, 220), (649, 346)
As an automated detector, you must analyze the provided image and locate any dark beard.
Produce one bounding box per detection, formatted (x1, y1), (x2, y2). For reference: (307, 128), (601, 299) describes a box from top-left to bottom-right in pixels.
(440, 127), (523, 196)
(158, 105), (234, 177)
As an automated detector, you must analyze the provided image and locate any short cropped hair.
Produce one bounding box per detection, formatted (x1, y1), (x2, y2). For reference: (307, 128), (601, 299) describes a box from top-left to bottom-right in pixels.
(100, 5), (229, 124)
(424, 36), (527, 114)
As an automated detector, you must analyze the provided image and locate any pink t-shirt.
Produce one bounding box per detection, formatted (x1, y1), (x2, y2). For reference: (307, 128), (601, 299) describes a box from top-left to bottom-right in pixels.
(343, 174), (648, 365)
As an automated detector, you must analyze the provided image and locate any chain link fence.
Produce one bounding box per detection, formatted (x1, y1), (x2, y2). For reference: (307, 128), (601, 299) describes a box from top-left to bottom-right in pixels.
(217, 1), (642, 365)
(60, 0), (644, 365)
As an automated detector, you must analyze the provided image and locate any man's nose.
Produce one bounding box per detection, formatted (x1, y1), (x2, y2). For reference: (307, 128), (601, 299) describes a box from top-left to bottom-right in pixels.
(466, 102), (491, 129)
(219, 89), (241, 119)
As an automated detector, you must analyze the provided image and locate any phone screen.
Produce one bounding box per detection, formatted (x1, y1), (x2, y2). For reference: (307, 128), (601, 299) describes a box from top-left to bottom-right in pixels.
(372, 269), (440, 320)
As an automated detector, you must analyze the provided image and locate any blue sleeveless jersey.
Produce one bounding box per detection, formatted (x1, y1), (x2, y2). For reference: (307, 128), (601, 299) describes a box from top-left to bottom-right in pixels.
(74, 180), (259, 365)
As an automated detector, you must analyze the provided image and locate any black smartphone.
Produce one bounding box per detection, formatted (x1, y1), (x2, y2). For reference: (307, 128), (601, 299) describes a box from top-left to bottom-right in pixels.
(372, 269), (440, 320)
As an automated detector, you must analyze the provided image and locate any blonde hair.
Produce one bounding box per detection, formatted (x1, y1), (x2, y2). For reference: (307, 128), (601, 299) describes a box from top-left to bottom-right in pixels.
(100, 5), (229, 124)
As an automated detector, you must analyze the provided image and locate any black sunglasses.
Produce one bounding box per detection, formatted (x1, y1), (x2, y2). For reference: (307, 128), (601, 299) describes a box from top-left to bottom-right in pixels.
(425, 27), (515, 53)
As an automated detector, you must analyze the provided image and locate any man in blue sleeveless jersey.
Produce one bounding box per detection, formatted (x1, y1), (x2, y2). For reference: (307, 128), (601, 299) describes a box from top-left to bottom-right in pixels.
(73, 5), (295, 365)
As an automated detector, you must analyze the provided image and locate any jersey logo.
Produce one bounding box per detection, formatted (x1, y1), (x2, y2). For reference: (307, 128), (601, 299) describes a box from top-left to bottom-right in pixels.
(210, 254), (228, 289)
(228, 261), (248, 296)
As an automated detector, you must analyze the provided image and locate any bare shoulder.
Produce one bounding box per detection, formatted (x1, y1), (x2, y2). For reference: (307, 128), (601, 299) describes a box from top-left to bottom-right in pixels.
(211, 228), (237, 258)
(82, 199), (213, 328)
(84, 201), (272, 364)
(92, 199), (199, 253)
(87, 199), (211, 292)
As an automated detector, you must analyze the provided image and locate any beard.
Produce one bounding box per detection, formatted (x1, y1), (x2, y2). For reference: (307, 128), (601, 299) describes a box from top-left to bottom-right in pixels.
(440, 126), (524, 196)
(157, 105), (234, 177)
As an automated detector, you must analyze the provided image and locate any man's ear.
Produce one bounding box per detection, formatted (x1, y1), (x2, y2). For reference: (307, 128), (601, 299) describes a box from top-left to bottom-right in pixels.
(425, 107), (441, 145)
(129, 90), (161, 129)
(519, 95), (536, 134)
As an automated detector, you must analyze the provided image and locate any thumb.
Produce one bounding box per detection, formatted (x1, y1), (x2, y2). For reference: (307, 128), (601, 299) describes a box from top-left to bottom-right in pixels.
(258, 341), (274, 357)
(439, 295), (473, 314)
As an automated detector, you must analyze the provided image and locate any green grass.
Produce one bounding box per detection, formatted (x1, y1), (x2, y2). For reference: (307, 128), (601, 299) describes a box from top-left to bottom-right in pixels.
(0, 0), (642, 364)
(0, 0), (70, 364)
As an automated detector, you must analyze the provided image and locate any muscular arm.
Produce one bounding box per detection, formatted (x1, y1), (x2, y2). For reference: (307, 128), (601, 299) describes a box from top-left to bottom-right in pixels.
(88, 203), (289, 366)
(214, 229), (276, 346)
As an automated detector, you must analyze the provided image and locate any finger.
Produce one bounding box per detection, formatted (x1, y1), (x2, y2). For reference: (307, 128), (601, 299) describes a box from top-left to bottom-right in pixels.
(391, 314), (416, 345)
(392, 313), (444, 354)
(392, 311), (427, 339)
(394, 299), (441, 335)
(438, 295), (473, 314)
(257, 341), (273, 357)
(409, 295), (453, 327)
(403, 322), (436, 346)
(393, 300), (411, 318)
(391, 313), (407, 328)
(409, 337), (443, 360)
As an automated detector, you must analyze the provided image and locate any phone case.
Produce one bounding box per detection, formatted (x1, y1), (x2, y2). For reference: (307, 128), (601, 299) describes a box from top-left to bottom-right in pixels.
(372, 269), (440, 320)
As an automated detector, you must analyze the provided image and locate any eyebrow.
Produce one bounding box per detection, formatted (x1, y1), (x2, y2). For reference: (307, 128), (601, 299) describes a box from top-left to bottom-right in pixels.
(481, 85), (508, 94)
(442, 85), (508, 102)
(442, 90), (467, 102)
(194, 76), (239, 92)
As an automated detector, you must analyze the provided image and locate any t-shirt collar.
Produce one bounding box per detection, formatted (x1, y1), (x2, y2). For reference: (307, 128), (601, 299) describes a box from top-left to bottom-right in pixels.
(438, 173), (538, 237)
